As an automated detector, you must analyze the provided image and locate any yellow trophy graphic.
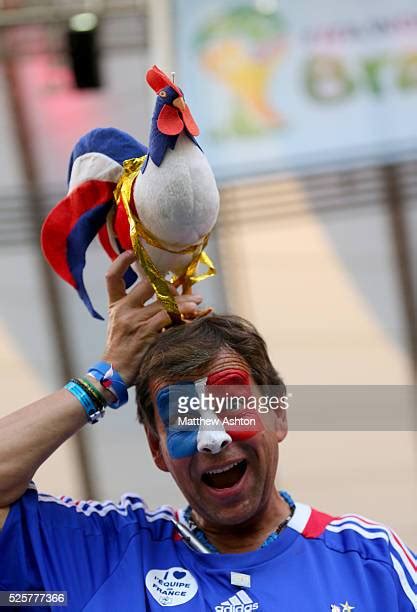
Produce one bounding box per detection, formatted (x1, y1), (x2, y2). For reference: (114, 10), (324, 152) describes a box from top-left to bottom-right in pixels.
(194, 5), (288, 137)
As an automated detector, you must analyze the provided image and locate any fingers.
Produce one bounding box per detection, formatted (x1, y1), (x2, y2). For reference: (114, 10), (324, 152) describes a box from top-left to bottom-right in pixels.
(126, 277), (156, 307)
(179, 300), (206, 319)
(106, 252), (207, 325)
(147, 300), (205, 332)
(189, 306), (213, 318)
(182, 306), (213, 323)
(147, 309), (173, 331)
(141, 293), (202, 319)
(106, 251), (137, 304)
(168, 282), (179, 296)
(127, 275), (179, 307)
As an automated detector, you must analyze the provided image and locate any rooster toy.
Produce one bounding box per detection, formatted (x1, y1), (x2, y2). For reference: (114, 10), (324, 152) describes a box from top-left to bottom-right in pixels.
(41, 66), (220, 323)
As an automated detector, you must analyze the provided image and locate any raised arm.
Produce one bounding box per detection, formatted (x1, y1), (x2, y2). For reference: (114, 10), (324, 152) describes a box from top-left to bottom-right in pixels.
(0, 251), (202, 520)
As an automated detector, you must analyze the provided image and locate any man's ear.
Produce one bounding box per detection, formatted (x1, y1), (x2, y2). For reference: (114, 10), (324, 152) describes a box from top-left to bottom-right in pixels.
(275, 408), (288, 443)
(144, 424), (169, 472)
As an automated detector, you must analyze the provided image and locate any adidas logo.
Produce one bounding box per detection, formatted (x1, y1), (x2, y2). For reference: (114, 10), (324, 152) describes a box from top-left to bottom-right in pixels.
(214, 589), (259, 611)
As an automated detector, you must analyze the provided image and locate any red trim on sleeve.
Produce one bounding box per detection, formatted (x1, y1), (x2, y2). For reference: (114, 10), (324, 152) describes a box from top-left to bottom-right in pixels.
(172, 510), (182, 542)
(302, 508), (337, 538)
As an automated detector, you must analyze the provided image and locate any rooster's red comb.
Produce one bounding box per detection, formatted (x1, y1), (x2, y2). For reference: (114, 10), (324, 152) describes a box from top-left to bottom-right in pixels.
(146, 65), (182, 96)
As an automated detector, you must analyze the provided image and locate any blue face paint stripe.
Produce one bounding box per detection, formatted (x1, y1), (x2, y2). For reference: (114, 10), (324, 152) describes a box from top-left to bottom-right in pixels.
(156, 383), (199, 459)
(167, 430), (198, 460)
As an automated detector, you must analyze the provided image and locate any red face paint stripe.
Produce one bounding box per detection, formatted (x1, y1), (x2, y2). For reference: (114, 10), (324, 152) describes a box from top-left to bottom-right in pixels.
(206, 369), (250, 386)
(206, 368), (262, 440)
(228, 428), (261, 441)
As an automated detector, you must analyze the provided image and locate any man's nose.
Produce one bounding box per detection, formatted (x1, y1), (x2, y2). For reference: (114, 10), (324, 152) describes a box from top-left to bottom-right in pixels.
(197, 427), (232, 454)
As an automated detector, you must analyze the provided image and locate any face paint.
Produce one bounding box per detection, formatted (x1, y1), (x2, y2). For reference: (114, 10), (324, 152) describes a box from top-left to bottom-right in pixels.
(155, 368), (263, 460)
(194, 378), (232, 454)
(206, 369), (264, 441)
(156, 377), (232, 459)
(156, 383), (199, 459)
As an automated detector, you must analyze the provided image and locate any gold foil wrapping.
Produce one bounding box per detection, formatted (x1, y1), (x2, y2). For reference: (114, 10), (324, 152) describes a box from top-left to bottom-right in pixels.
(114, 157), (216, 323)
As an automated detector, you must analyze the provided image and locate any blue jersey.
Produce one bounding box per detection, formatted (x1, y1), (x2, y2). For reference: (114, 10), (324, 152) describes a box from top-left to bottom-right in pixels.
(0, 483), (415, 611)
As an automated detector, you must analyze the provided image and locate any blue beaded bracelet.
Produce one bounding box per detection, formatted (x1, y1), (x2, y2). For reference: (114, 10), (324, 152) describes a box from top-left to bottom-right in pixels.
(87, 361), (129, 409)
(65, 379), (105, 424)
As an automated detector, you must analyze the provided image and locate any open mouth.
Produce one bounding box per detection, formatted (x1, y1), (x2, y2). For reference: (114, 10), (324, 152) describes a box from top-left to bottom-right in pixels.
(202, 459), (247, 489)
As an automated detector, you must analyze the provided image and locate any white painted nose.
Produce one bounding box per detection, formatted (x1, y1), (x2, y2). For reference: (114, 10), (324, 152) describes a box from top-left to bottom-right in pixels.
(197, 420), (232, 454)
(194, 377), (232, 454)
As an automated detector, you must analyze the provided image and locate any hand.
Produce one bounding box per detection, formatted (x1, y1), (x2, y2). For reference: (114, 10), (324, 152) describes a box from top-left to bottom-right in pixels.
(101, 251), (203, 386)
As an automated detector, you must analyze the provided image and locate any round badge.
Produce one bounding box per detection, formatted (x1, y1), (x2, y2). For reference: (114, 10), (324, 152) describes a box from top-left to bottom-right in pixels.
(145, 566), (198, 607)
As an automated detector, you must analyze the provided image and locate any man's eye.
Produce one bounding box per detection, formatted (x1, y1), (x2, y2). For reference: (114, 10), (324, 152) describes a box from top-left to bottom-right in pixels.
(228, 397), (245, 412)
(159, 91), (167, 98)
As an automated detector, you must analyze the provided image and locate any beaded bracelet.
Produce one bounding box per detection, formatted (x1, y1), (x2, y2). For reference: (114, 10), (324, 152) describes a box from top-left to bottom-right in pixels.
(65, 379), (106, 424)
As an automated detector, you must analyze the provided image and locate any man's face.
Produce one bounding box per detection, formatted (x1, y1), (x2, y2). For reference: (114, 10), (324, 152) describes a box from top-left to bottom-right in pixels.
(146, 350), (288, 527)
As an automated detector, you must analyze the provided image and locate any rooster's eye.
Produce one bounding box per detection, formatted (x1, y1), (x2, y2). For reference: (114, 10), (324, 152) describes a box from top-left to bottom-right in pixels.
(158, 91), (167, 98)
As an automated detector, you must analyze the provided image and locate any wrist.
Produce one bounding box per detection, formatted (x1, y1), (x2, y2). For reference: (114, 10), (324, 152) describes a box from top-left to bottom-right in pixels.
(64, 362), (129, 423)
(87, 361), (129, 408)
(85, 375), (117, 405)
(64, 378), (106, 425)
(101, 354), (132, 388)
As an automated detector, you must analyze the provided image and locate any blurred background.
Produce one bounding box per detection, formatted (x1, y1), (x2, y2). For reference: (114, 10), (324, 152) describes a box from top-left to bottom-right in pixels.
(0, 0), (415, 546)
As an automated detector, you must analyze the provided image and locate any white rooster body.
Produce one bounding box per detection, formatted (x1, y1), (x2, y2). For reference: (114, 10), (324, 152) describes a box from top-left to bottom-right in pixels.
(134, 134), (219, 277)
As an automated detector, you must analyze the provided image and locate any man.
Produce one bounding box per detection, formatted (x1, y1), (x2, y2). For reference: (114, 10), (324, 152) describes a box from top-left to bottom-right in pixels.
(0, 252), (415, 611)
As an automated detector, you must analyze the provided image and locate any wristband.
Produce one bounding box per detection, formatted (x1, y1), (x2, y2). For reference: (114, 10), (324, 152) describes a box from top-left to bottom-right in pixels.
(87, 362), (129, 409)
(65, 379), (105, 424)
(77, 377), (107, 408)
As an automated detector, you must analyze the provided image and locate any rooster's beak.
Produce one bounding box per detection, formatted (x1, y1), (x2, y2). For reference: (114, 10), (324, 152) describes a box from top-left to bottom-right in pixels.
(173, 96), (186, 111)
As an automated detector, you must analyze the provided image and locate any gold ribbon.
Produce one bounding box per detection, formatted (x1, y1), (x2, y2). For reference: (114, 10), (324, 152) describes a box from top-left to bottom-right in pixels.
(114, 157), (216, 322)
